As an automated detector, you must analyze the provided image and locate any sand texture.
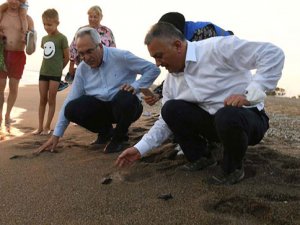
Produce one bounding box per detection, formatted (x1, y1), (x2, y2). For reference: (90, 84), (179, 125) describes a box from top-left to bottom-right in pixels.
(0, 85), (299, 225)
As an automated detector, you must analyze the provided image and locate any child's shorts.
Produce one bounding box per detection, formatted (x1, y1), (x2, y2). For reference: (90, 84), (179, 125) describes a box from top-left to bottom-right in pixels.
(0, 51), (26, 80)
(39, 74), (61, 82)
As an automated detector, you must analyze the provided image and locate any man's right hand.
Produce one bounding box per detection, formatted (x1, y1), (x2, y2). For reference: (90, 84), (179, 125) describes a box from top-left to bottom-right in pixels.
(115, 147), (141, 167)
(144, 94), (160, 106)
(36, 135), (60, 154)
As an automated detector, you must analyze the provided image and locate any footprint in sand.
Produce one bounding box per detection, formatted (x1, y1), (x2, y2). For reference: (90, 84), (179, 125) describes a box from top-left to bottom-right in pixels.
(212, 196), (271, 219)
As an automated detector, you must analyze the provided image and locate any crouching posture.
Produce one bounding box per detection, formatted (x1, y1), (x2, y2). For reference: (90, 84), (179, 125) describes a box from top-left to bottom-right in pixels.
(116, 22), (284, 185)
(37, 27), (160, 154)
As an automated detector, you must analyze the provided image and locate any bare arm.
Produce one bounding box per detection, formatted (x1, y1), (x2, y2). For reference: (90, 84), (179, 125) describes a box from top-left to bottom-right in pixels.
(26, 15), (34, 31)
(0, 2), (8, 13)
(63, 47), (70, 69)
(68, 60), (76, 76)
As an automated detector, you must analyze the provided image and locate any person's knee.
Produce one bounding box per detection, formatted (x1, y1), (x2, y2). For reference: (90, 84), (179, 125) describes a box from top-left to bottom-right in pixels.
(113, 90), (138, 109)
(161, 99), (179, 122)
(215, 107), (242, 131)
(39, 96), (48, 106)
(64, 100), (77, 120)
(48, 98), (56, 107)
(9, 86), (18, 95)
(161, 99), (183, 125)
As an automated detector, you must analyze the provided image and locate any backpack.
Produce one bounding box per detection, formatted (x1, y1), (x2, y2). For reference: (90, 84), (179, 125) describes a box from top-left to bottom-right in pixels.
(191, 24), (234, 41)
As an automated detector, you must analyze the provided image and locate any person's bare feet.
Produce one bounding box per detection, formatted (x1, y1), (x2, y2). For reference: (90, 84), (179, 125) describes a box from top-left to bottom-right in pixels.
(32, 129), (43, 135)
(40, 129), (52, 135)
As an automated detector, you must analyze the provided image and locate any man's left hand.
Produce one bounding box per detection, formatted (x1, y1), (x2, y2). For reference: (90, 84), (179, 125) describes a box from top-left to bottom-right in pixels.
(224, 94), (250, 107)
(120, 84), (135, 94)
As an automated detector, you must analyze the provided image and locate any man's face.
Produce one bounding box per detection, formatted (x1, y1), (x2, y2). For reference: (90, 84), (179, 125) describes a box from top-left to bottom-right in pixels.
(147, 38), (184, 73)
(7, 0), (20, 9)
(76, 35), (103, 68)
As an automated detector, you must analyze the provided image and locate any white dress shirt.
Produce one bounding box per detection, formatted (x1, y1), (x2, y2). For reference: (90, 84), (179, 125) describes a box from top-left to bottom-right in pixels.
(135, 36), (285, 156)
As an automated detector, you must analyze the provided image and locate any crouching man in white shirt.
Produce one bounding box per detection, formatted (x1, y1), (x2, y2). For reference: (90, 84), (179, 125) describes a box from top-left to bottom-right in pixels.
(116, 22), (285, 185)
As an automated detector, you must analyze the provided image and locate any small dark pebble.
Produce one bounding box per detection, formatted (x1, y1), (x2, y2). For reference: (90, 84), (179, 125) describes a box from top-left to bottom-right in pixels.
(158, 193), (173, 200)
(101, 177), (112, 185)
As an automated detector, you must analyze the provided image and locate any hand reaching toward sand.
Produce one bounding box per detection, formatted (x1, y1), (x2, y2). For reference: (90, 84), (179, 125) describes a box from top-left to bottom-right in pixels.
(36, 135), (60, 154)
(115, 147), (141, 167)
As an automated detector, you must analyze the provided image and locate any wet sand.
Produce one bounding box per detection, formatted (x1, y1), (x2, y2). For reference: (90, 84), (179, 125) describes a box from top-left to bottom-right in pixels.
(0, 85), (299, 225)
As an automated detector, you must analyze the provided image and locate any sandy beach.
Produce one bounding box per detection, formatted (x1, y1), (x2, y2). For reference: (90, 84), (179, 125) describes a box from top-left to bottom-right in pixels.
(0, 85), (299, 225)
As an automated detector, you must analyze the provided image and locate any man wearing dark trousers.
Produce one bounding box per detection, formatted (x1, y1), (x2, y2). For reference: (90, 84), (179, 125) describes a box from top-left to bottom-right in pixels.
(116, 22), (284, 185)
(38, 27), (160, 154)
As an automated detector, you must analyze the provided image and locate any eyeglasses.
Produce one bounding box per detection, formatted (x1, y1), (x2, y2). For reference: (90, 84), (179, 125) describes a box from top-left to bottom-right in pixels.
(78, 45), (98, 59)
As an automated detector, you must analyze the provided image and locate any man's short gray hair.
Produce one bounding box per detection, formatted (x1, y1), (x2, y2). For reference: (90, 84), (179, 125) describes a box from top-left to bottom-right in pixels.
(75, 27), (101, 45)
(144, 22), (185, 45)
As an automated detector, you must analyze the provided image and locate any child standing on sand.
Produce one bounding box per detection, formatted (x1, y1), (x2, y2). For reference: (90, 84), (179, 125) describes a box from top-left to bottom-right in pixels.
(33, 8), (69, 135)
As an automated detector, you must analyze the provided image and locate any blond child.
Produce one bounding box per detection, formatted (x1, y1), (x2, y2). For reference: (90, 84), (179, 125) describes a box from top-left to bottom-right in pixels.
(33, 9), (69, 135)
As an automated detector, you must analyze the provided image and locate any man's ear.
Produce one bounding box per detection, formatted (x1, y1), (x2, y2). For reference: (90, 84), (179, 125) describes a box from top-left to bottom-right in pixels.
(173, 40), (182, 51)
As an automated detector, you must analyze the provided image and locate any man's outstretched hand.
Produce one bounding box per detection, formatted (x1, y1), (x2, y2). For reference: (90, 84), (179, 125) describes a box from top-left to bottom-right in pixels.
(35, 135), (60, 155)
(115, 147), (141, 167)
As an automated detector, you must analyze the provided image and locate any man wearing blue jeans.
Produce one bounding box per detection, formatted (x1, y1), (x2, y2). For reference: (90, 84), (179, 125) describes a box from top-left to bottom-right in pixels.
(116, 22), (284, 185)
(38, 27), (160, 154)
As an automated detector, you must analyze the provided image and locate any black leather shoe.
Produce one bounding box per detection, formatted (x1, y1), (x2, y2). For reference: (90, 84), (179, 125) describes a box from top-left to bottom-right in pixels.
(103, 140), (125, 153)
(90, 134), (111, 145)
(211, 167), (245, 185)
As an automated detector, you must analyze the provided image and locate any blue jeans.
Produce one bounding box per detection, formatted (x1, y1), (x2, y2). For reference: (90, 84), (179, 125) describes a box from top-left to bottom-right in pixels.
(161, 99), (269, 173)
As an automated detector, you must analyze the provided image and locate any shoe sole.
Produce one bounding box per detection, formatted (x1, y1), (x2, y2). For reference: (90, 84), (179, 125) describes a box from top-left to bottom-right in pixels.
(180, 161), (217, 172)
(211, 170), (245, 185)
(58, 84), (69, 91)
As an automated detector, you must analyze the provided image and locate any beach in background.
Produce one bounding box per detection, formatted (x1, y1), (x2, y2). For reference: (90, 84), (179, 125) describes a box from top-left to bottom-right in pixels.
(0, 84), (299, 225)
(24, 0), (300, 97)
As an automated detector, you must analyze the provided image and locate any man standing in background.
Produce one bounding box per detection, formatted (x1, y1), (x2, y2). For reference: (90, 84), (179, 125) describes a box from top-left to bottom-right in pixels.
(0, 0), (34, 127)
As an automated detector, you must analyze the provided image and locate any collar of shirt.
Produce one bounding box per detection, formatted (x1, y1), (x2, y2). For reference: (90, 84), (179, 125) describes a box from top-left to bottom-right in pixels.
(185, 41), (197, 63)
(170, 41), (196, 78)
(102, 45), (109, 65)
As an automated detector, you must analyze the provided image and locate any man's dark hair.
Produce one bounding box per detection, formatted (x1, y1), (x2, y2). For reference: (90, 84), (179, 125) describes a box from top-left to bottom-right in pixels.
(144, 22), (185, 45)
(159, 12), (185, 34)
